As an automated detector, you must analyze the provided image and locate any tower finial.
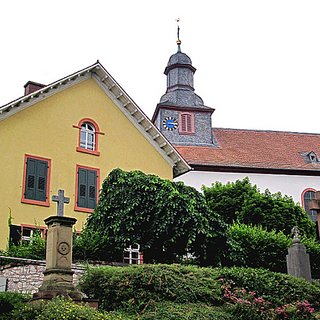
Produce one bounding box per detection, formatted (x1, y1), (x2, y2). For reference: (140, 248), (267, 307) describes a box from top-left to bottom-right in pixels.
(176, 18), (181, 52)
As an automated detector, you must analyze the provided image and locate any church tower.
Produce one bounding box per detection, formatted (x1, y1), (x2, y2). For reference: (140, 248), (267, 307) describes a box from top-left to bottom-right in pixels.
(152, 25), (215, 146)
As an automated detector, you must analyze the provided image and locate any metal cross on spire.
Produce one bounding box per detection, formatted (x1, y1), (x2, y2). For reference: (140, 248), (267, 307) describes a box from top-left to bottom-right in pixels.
(176, 18), (181, 52)
(52, 189), (70, 217)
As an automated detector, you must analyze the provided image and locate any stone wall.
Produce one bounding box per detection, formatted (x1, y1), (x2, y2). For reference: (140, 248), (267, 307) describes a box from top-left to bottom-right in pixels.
(0, 260), (85, 294)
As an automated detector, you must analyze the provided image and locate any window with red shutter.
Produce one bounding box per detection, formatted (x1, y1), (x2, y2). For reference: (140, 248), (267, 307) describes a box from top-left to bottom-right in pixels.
(179, 112), (194, 134)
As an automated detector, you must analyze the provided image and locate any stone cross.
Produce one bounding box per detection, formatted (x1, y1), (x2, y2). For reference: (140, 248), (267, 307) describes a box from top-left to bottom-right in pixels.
(52, 189), (70, 217)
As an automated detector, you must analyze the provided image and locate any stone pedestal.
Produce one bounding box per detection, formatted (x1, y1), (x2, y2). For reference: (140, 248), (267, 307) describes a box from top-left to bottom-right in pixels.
(286, 238), (312, 281)
(33, 216), (82, 300)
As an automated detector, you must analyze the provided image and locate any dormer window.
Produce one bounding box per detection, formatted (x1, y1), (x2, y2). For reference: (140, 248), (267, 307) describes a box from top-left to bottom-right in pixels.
(308, 151), (318, 163)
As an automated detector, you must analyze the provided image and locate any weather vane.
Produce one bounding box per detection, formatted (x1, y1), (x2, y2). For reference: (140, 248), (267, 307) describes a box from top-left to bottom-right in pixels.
(176, 18), (181, 51)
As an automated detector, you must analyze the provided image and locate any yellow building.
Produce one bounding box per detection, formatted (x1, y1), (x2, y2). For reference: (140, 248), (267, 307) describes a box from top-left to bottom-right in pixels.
(0, 61), (189, 249)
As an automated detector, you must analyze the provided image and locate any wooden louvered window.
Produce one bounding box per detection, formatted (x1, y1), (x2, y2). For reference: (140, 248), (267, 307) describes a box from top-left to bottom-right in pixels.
(75, 165), (100, 213)
(22, 155), (51, 206)
(179, 112), (195, 134)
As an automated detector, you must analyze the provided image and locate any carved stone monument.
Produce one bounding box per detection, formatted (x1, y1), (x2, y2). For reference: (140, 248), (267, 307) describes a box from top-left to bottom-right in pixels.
(286, 226), (312, 281)
(33, 190), (82, 300)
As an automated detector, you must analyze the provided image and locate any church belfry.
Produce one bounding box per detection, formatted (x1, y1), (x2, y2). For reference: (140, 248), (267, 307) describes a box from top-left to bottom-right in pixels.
(152, 23), (216, 146)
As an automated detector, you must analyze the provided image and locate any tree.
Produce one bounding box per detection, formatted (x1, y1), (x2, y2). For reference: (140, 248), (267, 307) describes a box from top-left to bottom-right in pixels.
(75, 168), (226, 264)
(202, 178), (315, 238)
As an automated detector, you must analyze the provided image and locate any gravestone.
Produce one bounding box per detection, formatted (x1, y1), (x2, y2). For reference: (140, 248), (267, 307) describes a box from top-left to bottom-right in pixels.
(286, 226), (312, 281)
(0, 277), (7, 292)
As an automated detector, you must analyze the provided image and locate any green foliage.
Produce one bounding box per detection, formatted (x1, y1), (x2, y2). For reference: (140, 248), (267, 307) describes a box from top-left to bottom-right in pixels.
(0, 292), (30, 320)
(274, 300), (316, 319)
(300, 237), (320, 279)
(80, 264), (320, 318)
(77, 168), (226, 264)
(226, 223), (291, 272)
(79, 264), (222, 312)
(203, 178), (315, 238)
(12, 297), (113, 320)
(138, 302), (232, 320)
(5, 230), (45, 260)
(203, 178), (258, 225)
(217, 267), (320, 307)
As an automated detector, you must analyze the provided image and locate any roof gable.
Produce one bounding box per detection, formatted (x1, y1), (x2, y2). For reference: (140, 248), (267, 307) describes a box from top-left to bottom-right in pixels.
(0, 62), (190, 177)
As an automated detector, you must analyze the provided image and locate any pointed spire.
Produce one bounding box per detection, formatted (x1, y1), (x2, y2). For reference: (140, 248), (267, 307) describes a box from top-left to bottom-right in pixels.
(176, 18), (181, 52)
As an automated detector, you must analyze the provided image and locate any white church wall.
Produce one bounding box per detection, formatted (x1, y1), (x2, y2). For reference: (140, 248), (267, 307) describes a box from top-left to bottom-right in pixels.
(175, 171), (320, 205)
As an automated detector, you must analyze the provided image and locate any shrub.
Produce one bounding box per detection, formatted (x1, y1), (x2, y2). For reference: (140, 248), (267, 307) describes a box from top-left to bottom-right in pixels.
(274, 300), (316, 319)
(79, 264), (222, 312)
(77, 168), (226, 265)
(12, 297), (112, 320)
(0, 292), (30, 320)
(139, 302), (232, 320)
(217, 267), (320, 307)
(301, 236), (320, 279)
(226, 223), (291, 272)
(203, 178), (315, 238)
(222, 285), (273, 320)
(5, 231), (45, 260)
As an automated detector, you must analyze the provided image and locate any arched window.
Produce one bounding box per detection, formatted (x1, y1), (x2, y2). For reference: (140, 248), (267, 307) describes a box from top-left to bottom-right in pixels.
(74, 118), (102, 156)
(302, 189), (318, 222)
(179, 112), (195, 134)
(80, 122), (95, 151)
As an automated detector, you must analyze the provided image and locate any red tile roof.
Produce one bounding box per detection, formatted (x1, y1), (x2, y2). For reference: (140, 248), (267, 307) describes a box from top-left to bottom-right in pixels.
(175, 128), (320, 173)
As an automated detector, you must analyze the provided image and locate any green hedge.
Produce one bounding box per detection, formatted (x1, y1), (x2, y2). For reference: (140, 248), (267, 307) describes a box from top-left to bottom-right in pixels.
(137, 302), (232, 320)
(226, 223), (320, 279)
(80, 264), (222, 311)
(218, 267), (320, 307)
(225, 223), (291, 272)
(80, 264), (320, 312)
(10, 297), (119, 320)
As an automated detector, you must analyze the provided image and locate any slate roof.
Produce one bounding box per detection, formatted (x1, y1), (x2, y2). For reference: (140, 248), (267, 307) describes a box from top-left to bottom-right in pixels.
(175, 128), (320, 174)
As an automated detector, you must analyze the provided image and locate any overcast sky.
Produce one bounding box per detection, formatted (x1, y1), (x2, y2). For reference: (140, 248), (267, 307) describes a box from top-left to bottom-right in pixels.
(1, 0), (320, 133)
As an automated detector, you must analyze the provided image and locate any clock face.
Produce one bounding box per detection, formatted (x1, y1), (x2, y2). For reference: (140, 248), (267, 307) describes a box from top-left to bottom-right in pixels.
(163, 117), (178, 131)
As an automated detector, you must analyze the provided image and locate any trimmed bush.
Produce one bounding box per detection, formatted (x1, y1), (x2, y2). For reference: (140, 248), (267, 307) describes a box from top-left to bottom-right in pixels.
(139, 302), (232, 320)
(217, 267), (320, 307)
(80, 264), (320, 314)
(79, 264), (222, 311)
(12, 297), (112, 320)
(226, 223), (291, 272)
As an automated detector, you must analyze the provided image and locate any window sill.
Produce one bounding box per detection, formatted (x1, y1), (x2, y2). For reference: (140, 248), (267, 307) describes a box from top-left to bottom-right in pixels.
(21, 198), (50, 207)
(74, 206), (94, 213)
(76, 147), (100, 156)
(179, 131), (195, 135)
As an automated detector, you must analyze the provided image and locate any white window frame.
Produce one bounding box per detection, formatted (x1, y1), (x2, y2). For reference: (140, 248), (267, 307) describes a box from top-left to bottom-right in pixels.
(80, 122), (96, 151)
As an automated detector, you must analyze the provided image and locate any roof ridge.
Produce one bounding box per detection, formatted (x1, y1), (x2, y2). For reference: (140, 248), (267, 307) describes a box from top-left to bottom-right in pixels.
(213, 127), (320, 136)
